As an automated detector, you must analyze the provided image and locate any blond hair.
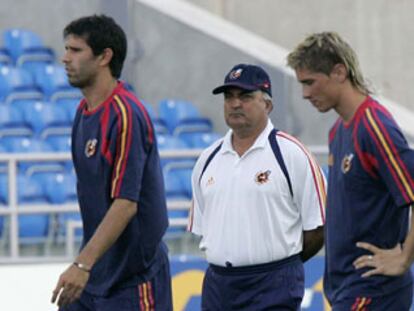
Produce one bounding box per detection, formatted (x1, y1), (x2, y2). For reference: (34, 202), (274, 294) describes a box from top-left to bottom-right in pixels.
(287, 32), (372, 94)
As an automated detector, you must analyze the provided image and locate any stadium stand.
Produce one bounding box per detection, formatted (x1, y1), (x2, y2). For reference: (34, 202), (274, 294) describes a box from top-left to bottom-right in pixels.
(0, 48), (12, 66)
(39, 171), (82, 241)
(0, 65), (43, 105)
(16, 100), (71, 139)
(0, 105), (33, 138)
(32, 63), (81, 102)
(178, 131), (222, 149)
(0, 172), (8, 205)
(158, 99), (213, 135)
(16, 173), (52, 246)
(1, 136), (64, 174)
(163, 169), (190, 234)
(56, 97), (80, 122)
(2, 28), (54, 66)
(0, 27), (205, 262)
(141, 100), (169, 134)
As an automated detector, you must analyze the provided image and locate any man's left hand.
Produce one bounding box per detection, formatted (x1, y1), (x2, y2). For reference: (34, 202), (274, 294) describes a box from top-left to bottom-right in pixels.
(353, 242), (409, 277)
(51, 264), (90, 307)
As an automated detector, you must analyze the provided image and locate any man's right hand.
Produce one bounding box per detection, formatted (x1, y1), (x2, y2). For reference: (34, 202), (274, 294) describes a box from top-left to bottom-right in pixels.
(51, 264), (90, 307)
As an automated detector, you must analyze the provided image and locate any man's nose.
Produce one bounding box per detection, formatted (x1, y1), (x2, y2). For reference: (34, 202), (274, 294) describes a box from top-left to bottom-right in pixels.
(302, 86), (311, 99)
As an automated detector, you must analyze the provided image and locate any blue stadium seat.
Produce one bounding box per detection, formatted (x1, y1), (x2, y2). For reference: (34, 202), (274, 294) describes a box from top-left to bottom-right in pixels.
(56, 97), (80, 122)
(19, 59), (54, 80)
(38, 171), (77, 204)
(17, 173), (47, 203)
(178, 131), (222, 149)
(18, 214), (50, 244)
(36, 171), (82, 241)
(33, 64), (81, 101)
(157, 133), (189, 150)
(0, 65), (43, 104)
(1, 136), (64, 174)
(0, 172), (8, 242)
(158, 99), (213, 134)
(0, 144), (7, 173)
(173, 167), (193, 198)
(162, 160), (195, 194)
(0, 172), (8, 204)
(16, 173), (51, 244)
(57, 211), (82, 242)
(2, 28), (55, 65)
(17, 100), (72, 138)
(0, 105), (33, 138)
(0, 48), (12, 66)
(43, 134), (73, 172)
(2, 136), (53, 153)
(45, 134), (71, 152)
(140, 100), (168, 134)
(163, 170), (189, 235)
(156, 133), (191, 167)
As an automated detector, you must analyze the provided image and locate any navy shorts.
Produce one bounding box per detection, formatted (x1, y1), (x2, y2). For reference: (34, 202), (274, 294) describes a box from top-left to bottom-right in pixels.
(60, 261), (172, 311)
(331, 282), (413, 311)
(202, 254), (304, 311)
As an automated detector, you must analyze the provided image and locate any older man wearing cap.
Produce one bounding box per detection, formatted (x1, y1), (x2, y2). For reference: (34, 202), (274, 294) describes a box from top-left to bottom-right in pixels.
(188, 63), (327, 310)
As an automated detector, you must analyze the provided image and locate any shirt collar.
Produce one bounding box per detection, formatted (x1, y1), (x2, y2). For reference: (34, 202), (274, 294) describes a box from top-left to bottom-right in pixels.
(220, 119), (274, 154)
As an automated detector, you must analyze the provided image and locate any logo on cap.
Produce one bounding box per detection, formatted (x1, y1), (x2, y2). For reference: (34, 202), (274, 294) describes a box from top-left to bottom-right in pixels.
(229, 68), (243, 80)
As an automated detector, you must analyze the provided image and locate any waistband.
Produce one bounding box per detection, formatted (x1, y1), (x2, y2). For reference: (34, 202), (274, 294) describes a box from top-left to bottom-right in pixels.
(209, 254), (301, 275)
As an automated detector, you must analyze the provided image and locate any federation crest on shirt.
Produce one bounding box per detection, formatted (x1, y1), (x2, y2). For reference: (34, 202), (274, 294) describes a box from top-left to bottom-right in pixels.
(85, 139), (98, 158)
(341, 153), (354, 174)
(255, 170), (271, 185)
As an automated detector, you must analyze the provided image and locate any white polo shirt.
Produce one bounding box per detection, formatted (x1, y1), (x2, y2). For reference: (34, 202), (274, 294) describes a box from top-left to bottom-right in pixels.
(188, 120), (326, 267)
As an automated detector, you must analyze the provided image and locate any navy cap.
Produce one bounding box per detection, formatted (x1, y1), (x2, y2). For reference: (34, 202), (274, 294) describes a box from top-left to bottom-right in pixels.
(212, 64), (272, 97)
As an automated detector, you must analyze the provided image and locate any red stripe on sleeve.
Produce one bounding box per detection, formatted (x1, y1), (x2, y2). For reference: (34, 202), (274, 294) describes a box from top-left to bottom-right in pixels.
(100, 103), (113, 164)
(112, 98), (132, 197)
(122, 91), (154, 145)
(371, 108), (414, 190)
(352, 116), (377, 178)
(362, 115), (410, 202)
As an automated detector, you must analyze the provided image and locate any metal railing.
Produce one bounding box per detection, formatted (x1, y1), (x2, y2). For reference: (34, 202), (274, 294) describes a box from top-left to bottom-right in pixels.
(0, 147), (328, 263)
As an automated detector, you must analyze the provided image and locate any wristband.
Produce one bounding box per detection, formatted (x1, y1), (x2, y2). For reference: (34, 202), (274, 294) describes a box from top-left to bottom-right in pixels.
(73, 261), (91, 273)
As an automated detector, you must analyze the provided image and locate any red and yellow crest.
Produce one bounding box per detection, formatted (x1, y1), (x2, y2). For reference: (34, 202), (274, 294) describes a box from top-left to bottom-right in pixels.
(341, 153), (354, 174)
(85, 139), (98, 158)
(255, 170), (271, 185)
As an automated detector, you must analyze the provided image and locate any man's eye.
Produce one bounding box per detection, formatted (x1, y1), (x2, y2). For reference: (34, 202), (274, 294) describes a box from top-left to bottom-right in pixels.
(240, 94), (253, 100)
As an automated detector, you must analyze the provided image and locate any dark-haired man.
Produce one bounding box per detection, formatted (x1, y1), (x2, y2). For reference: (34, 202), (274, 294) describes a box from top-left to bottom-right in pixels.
(52, 15), (172, 310)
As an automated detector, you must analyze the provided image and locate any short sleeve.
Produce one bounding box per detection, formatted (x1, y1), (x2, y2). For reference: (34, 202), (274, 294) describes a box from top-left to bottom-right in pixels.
(360, 106), (414, 207)
(278, 134), (326, 231)
(108, 98), (153, 202)
(187, 154), (205, 235)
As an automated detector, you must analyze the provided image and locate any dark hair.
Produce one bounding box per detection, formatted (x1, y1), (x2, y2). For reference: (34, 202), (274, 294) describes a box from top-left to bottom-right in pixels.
(63, 14), (127, 79)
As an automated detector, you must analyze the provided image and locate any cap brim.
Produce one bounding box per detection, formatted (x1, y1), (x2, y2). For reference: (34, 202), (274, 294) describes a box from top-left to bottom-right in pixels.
(212, 82), (259, 95)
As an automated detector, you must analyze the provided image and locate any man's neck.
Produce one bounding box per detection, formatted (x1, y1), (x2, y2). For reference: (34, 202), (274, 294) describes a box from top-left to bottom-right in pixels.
(82, 74), (118, 111)
(232, 121), (267, 157)
(335, 85), (367, 123)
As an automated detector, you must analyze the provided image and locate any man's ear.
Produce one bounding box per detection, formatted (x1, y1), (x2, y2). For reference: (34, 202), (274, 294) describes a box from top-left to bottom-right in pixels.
(330, 63), (347, 83)
(99, 48), (114, 67)
(266, 99), (273, 113)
